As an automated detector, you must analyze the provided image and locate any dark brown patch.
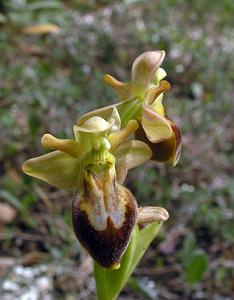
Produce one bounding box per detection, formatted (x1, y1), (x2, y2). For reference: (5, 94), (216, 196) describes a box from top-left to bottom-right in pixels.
(72, 188), (137, 268)
(135, 121), (181, 163)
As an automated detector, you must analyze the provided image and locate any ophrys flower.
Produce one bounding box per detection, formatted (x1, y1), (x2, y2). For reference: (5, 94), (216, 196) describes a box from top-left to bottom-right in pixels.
(78, 51), (181, 166)
(23, 108), (152, 268)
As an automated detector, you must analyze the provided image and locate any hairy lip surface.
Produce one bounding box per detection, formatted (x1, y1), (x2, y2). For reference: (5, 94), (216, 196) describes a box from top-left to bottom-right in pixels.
(72, 186), (137, 269)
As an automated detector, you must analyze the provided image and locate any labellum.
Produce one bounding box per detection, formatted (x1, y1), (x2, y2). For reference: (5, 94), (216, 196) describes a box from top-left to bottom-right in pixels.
(135, 119), (181, 166)
(72, 163), (137, 269)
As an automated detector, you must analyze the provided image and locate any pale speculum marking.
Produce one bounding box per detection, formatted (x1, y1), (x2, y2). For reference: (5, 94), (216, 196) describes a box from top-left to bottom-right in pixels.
(79, 166), (128, 231)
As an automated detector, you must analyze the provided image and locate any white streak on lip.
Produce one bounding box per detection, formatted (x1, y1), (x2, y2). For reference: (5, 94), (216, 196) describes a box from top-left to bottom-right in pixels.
(80, 167), (133, 231)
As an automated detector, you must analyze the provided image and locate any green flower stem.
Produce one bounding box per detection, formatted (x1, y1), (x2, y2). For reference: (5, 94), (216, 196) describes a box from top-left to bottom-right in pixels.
(94, 222), (163, 300)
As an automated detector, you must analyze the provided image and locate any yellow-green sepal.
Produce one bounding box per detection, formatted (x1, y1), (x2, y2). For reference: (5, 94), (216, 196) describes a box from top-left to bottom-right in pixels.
(22, 151), (80, 189)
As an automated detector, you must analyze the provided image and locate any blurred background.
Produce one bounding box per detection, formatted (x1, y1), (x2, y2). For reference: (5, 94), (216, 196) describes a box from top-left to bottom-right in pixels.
(0, 0), (233, 299)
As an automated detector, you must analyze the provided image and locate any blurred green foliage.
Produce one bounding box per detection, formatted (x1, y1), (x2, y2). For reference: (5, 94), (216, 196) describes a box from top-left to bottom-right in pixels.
(178, 233), (208, 285)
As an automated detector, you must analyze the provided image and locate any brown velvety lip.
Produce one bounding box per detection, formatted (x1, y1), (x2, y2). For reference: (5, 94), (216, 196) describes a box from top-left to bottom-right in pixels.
(72, 188), (137, 269)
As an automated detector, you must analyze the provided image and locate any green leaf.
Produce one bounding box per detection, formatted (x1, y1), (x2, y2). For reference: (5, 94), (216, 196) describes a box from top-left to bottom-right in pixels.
(178, 233), (196, 268)
(94, 222), (163, 300)
(185, 250), (208, 285)
(0, 190), (24, 212)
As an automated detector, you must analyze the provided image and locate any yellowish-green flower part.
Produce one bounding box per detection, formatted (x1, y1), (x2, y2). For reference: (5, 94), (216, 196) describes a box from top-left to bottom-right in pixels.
(22, 50), (178, 272)
(22, 108), (152, 268)
(23, 108), (152, 190)
(103, 50), (165, 100)
(102, 51), (182, 165)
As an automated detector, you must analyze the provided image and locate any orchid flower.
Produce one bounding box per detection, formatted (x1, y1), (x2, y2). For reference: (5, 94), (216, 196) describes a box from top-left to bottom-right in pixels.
(23, 107), (161, 269)
(22, 51), (177, 275)
(78, 51), (181, 166)
(23, 107), (150, 190)
(22, 51), (181, 300)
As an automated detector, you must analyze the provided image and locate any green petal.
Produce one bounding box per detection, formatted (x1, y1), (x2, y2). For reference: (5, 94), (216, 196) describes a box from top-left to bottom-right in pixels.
(22, 151), (80, 189)
(41, 134), (84, 158)
(108, 120), (139, 151)
(114, 140), (152, 183)
(103, 74), (131, 100)
(131, 51), (165, 98)
(142, 103), (173, 143)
